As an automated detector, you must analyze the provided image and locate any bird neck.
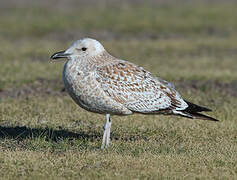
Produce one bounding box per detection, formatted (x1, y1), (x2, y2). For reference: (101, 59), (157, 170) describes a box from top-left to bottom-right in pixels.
(68, 51), (116, 71)
(85, 51), (116, 67)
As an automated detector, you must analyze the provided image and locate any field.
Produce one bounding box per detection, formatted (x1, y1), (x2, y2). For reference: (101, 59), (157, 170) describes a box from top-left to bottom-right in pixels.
(0, 0), (237, 179)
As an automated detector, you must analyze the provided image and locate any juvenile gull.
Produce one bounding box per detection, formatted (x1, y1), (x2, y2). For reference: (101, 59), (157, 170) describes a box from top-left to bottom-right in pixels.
(50, 38), (218, 149)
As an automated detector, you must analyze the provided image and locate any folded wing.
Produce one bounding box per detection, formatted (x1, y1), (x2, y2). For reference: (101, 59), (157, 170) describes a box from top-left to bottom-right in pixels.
(96, 60), (188, 114)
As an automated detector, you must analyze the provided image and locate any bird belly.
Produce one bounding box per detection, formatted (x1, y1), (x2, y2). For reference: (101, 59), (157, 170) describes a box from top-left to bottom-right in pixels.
(62, 63), (132, 115)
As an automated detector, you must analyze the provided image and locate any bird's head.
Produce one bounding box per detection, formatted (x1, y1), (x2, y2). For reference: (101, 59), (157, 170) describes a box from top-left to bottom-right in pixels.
(50, 38), (105, 60)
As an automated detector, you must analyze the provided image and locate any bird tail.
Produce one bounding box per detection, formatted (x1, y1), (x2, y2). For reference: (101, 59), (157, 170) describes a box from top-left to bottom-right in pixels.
(176, 101), (219, 121)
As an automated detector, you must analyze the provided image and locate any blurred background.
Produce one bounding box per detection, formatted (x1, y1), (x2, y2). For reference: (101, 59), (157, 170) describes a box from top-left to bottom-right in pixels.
(0, 0), (236, 94)
(0, 1), (237, 179)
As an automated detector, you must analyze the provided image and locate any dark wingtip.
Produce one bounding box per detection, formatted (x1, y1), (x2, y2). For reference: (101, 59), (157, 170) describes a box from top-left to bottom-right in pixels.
(181, 100), (219, 121)
(192, 112), (219, 121)
(185, 100), (212, 112)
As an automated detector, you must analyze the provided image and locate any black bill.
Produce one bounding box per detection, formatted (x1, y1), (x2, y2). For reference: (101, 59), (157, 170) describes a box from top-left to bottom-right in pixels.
(50, 50), (71, 59)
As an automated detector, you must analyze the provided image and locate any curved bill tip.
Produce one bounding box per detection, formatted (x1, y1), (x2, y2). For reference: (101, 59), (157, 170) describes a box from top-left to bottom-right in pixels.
(50, 50), (70, 60)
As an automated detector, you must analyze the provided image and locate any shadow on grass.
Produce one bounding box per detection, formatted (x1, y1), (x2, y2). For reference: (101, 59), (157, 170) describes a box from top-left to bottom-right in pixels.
(0, 126), (101, 142)
(0, 126), (160, 145)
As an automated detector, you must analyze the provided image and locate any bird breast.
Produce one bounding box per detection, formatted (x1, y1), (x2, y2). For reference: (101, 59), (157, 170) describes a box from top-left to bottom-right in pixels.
(62, 60), (131, 115)
(63, 60), (86, 94)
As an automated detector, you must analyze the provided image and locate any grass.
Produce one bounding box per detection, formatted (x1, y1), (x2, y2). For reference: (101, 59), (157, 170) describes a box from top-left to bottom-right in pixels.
(0, 0), (237, 179)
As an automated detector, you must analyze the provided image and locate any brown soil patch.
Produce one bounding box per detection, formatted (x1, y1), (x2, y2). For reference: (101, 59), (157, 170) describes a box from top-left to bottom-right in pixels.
(0, 78), (66, 99)
(175, 80), (237, 97)
(0, 78), (236, 100)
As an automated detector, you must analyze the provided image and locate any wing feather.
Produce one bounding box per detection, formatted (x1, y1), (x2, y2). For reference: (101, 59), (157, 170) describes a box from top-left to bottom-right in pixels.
(96, 60), (187, 114)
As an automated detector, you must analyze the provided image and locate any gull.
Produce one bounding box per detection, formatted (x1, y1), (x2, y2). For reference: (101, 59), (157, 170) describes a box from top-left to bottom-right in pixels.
(50, 38), (218, 149)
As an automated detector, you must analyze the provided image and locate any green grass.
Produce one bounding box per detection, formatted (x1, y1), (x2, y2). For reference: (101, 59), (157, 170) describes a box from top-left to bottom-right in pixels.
(1, 3), (237, 38)
(0, 1), (237, 179)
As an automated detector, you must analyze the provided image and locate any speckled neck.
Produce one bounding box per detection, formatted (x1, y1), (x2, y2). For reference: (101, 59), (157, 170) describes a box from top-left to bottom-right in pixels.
(87, 51), (116, 65)
(68, 50), (116, 71)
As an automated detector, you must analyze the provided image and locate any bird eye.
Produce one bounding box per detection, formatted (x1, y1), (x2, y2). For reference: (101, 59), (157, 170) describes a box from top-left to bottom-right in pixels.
(82, 47), (87, 51)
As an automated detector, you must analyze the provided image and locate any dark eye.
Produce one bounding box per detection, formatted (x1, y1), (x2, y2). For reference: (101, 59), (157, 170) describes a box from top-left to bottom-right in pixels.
(82, 47), (87, 51)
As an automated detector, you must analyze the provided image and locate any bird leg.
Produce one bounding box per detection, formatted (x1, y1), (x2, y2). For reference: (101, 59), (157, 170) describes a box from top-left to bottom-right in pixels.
(101, 114), (112, 149)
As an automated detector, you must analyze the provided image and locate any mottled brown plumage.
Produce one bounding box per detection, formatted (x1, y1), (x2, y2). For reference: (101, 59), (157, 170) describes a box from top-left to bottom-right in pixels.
(50, 38), (218, 148)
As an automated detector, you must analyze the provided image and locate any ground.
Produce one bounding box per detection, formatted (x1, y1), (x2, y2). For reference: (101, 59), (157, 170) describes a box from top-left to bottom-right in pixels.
(0, 0), (237, 179)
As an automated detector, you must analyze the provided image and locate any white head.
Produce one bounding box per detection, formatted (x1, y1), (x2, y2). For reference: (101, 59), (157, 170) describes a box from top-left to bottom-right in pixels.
(51, 38), (105, 60)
